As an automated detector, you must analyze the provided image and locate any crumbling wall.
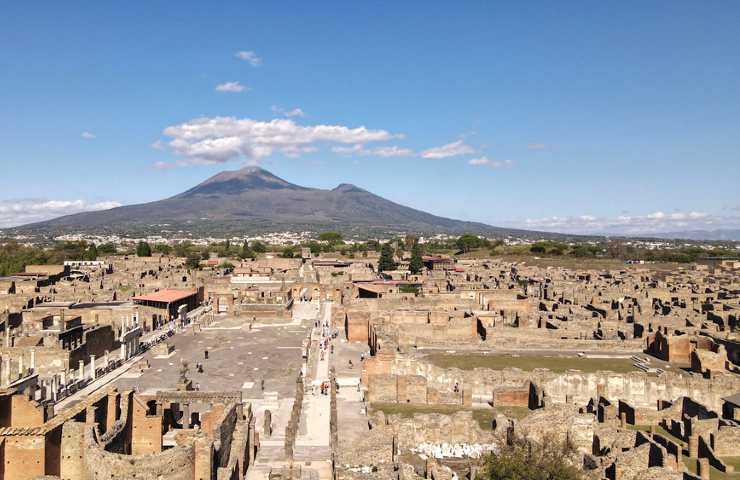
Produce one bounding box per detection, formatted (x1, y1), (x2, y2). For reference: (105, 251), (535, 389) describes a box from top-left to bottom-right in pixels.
(84, 425), (194, 480)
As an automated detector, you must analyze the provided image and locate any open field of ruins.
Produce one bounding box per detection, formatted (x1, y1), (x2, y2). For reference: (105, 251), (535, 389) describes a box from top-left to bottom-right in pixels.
(0, 242), (737, 480)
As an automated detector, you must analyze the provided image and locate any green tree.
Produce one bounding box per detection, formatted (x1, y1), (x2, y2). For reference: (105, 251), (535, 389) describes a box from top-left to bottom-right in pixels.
(378, 243), (397, 272)
(251, 241), (266, 253)
(153, 244), (172, 255)
(281, 246), (296, 258)
(136, 241), (152, 257)
(307, 241), (323, 256)
(409, 243), (424, 274)
(319, 231), (342, 243)
(239, 241), (254, 260)
(83, 243), (98, 261)
(530, 243), (547, 254)
(456, 234), (484, 253)
(173, 241), (194, 258)
(98, 243), (116, 255)
(185, 254), (201, 270)
(477, 435), (583, 480)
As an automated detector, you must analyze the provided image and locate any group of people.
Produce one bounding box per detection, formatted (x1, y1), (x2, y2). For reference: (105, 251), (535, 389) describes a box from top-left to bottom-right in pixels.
(319, 381), (330, 395)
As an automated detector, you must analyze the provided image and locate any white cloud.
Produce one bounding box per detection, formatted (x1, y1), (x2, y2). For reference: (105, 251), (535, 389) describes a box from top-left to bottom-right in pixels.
(332, 144), (413, 157)
(0, 199), (121, 228)
(157, 116), (401, 166)
(271, 106), (306, 118)
(234, 50), (262, 66)
(421, 140), (474, 159)
(515, 210), (738, 236)
(215, 81), (247, 93)
(467, 156), (512, 168)
(81, 131), (96, 140)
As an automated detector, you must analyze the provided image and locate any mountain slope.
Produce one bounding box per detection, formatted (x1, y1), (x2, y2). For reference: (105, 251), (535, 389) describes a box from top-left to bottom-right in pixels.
(7, 167), (546, 237)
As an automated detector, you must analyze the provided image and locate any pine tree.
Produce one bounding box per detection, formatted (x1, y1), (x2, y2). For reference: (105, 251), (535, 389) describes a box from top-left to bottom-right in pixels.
(378, 242), (396, 272)
(409, 243), (424, 274)
(136, 241), (152, 257)
(239, 241), (254, 260)
(84, 243), (98, 261)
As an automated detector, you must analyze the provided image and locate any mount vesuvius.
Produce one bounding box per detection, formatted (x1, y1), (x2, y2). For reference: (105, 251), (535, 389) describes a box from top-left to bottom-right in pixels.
(7, 167), (539, 237)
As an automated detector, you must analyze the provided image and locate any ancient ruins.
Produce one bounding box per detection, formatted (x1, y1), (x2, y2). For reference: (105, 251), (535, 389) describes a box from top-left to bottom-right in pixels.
(0, 250), (738, 479)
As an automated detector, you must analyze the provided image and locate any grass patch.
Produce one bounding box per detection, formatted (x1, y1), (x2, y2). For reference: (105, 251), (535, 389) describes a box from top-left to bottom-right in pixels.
(626, 424), (651, 432)
(426, 354), (637, 373)
(492, 254), (627, 271)
(682, 456), (740, 479)
(722, 457), (740, 471)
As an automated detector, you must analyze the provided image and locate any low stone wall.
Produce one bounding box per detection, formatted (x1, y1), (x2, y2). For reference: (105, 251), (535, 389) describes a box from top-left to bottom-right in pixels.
(388, 356), (740, 412)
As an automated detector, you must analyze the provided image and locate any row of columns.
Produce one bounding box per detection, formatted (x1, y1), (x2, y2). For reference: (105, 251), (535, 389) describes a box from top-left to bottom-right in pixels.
(0, 349), (37, 387)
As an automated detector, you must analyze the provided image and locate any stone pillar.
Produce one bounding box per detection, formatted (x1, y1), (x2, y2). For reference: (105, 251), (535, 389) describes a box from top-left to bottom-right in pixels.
(697, 458), (710, 480)
(263, 410), (272, 437)
(688, 434), (699, 458)
(18, 355), (23, 376)
(120, 343), (126, 361)
(248, 417), (256, 465)
(182, 403), (191, 428)
(78, 360), (84, 381)
(90, 355), (96, 380)
(1, 355), (10, 386)
(620, 412), (627, 428)
(30, 349), (36, 371)
(104, 350), (110, 368)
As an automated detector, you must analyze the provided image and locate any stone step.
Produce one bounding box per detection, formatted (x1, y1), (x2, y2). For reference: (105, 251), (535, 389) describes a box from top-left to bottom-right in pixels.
(292, 445), (332, 462)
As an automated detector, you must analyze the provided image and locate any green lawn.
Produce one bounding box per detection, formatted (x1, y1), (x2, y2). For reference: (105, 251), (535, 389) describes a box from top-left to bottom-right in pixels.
(682, 456), (740, 480)
(721, 458), (740, 472)
(425, 353), (637, 373)
(369, 402), (519, 430)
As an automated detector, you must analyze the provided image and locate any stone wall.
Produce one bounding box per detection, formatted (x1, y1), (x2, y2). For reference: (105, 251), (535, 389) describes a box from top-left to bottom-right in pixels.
(388, 356), (740, 412)
(131, 395), (161, 455)
(83, 424), (194, 480)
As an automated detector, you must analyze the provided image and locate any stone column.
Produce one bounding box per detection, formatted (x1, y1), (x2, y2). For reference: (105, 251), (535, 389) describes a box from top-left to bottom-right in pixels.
(18, 355), (23, 376)
(120, 343), (126, 361)
(182, 403), (191, 428)
(30, 349), (35, 371)
(104, 350), (110, 367)
(90, 355), (96, 380)
(697, 458), (710, 480)
(263, 410), (272, 437)
(78, 360), (84, 381)
(248, 417), (256, 465)
(1, 355), (9, 386)
(688, 434), (699, 458)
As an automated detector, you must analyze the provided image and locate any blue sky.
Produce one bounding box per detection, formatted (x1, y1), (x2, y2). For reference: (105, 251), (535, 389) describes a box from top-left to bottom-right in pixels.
(1, 1), (739, 234)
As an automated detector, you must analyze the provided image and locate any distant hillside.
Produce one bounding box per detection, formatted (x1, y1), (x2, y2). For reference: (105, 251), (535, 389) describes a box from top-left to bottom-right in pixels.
(648, 229), (740, 242)
(6, 167), (562, 238)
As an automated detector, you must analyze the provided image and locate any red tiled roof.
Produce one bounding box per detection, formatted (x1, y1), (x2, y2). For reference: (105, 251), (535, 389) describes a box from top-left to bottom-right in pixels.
(132, 289), (197, 304)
